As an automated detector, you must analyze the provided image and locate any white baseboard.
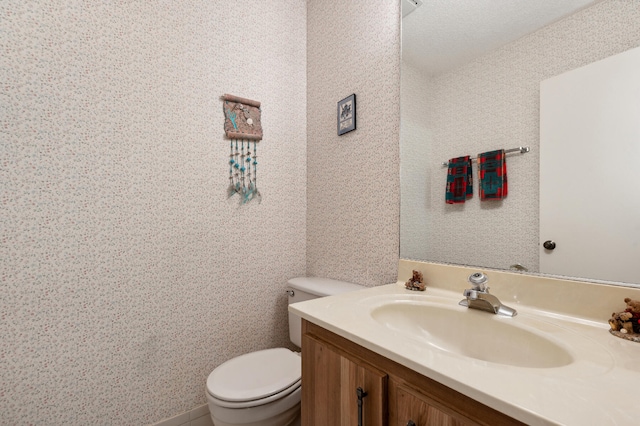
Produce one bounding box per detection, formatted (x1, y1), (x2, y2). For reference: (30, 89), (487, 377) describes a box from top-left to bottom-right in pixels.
(151, 403), (212, 426)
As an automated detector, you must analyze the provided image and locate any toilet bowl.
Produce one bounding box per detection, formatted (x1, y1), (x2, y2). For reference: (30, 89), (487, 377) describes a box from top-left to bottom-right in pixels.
(206, 348), (301, 426)
(206, 277), (364, 426)
(207, 348), (301, 426)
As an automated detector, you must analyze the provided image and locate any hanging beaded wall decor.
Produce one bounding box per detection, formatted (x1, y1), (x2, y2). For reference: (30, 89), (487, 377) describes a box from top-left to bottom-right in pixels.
(223, 94), (262, 204)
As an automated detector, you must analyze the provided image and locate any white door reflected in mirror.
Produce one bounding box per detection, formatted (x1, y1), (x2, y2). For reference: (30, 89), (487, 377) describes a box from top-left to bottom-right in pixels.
(540, 46), (640, 283)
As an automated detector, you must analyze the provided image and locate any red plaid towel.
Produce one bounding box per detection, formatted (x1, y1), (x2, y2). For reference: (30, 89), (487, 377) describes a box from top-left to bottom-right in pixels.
(446, 156), (473, 204)
(478, 149), (507, 200)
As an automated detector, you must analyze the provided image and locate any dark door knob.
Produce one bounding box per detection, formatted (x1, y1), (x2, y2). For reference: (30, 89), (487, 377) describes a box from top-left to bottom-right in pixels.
(543, 240), (556, 250)
(407, 421), (416, 426)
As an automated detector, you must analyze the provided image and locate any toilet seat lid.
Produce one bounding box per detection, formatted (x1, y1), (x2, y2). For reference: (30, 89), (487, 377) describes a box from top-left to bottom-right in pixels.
(207, 348), (301, 402)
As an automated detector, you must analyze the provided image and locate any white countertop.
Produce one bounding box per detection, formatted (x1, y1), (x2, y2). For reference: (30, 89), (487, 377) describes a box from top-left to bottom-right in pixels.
(289, 281), (640, 426)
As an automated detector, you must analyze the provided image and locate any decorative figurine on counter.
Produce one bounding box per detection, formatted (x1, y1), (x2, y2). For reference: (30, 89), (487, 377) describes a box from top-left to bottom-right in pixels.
(609, 297), (640, 342)
(405, 270), (426, 291)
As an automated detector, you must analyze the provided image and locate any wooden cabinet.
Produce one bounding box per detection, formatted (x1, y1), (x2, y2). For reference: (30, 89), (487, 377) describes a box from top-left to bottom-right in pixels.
(302, 331), (387, 425)
(302, 320), (525, 426)
(391, 380), (467, 426)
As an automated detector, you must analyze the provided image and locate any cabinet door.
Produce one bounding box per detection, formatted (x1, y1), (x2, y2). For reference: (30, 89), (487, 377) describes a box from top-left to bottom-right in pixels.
(302, 333), (387, 426)
(393, 383), (469, 426)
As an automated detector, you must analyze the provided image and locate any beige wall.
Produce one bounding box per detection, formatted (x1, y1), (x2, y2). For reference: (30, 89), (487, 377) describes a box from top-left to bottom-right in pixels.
(306, 0), (401, 286)
(0, 1), (307, 424)
(401, 0), (640, 272)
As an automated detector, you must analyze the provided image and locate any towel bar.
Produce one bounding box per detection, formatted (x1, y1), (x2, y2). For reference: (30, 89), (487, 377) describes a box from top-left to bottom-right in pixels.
(441, 146), (530, 166)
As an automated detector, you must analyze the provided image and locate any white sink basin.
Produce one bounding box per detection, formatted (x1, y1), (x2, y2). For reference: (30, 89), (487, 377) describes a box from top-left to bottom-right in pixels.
(370, 301), (574, 368)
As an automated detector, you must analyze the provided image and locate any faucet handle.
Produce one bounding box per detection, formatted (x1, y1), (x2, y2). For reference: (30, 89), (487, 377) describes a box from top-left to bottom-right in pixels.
(468, 272), (489, 292)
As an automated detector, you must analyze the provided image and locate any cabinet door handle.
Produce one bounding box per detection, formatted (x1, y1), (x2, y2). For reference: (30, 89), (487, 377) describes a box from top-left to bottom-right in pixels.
(407, 421), (416, 426)
(356, 387), (368, 426)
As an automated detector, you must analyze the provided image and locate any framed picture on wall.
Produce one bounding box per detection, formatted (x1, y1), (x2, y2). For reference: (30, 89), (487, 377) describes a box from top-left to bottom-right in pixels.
(337, 94), (356, 135)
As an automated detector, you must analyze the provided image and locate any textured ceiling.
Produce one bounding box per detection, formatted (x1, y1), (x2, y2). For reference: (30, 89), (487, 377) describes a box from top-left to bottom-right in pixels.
(402, 0), (601, 75)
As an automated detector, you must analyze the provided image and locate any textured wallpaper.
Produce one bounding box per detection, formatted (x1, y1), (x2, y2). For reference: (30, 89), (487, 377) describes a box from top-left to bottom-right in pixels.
(306, 0), (401, 286)
(0, 1), (307, 424)
(401, 0), (640, 273)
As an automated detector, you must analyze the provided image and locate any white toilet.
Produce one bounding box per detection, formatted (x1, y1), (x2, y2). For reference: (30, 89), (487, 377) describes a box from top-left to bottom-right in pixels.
(206, 277), (364, 426)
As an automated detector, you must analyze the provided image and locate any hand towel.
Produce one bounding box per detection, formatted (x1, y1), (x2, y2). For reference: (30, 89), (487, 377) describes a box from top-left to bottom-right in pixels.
(445, 156), (473, 204)
(478, 149), (508, 200)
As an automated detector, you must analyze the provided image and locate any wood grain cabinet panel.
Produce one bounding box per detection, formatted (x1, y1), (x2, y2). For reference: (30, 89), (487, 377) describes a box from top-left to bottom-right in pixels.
(392, 381), (468, 426)
(302, 332), (387, 426)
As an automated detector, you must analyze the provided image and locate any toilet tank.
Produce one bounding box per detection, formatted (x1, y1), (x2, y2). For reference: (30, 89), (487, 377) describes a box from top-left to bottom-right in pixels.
(287, 277), (364, 348)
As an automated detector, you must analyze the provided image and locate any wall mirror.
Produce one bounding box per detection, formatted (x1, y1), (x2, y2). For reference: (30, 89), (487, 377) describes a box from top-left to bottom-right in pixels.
(400, 0), (640, 288)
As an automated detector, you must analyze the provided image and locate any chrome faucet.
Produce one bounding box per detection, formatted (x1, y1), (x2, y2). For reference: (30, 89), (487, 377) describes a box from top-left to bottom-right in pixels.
(459, 273), (517, 317)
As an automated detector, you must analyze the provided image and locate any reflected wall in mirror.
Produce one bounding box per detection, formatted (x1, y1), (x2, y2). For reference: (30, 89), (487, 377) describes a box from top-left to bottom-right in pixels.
(400, 0), (640, 286)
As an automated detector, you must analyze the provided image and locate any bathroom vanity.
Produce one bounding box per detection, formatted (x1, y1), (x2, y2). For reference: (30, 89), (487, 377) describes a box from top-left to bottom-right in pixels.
(302, 320), (521, 425)
(290, 261), (640, 425)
